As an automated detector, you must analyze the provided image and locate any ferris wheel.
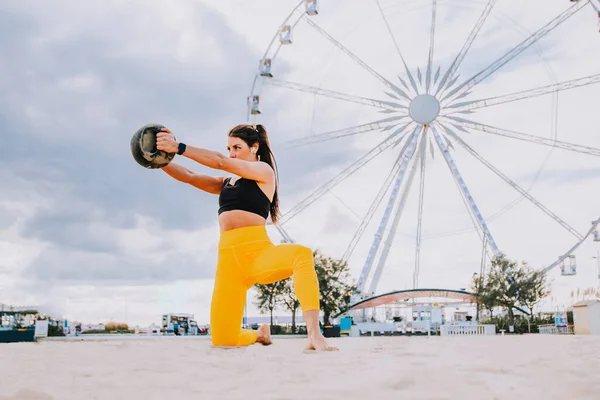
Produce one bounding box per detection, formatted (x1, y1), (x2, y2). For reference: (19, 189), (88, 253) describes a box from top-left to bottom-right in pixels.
(247, 0), (600, 302)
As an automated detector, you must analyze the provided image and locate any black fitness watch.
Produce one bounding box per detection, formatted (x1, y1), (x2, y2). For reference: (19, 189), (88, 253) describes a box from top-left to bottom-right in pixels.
(177, 142), (187, 155)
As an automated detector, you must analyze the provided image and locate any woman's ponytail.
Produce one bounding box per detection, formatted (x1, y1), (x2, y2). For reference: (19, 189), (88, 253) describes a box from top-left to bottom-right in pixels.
(255, 124), (280, 223)
(228, 124), (280, 223)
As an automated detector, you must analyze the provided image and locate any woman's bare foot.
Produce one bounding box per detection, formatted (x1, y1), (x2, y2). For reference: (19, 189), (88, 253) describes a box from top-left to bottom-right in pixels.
(306, 331), (338, 351)
(256, 324), (272, 346)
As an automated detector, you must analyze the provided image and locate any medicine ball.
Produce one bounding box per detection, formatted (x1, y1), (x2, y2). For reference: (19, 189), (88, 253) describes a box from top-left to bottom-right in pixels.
(130, 123), (176, 169)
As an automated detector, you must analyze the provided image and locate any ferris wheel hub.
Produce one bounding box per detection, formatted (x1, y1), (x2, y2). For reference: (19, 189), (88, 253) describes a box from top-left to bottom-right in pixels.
(409, 94), (441, 125)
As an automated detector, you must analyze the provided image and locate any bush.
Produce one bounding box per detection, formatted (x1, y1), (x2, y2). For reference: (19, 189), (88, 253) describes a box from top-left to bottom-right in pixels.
(47, 325), (65, 337)
(480, 314), (557, 334)
(269, 325), (285, 335)
(103, 322), (132, 334)
(296, 325), (307, 335)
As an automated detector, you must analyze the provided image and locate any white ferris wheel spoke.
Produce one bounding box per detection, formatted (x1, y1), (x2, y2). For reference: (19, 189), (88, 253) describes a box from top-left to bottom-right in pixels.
(272, 222), (294, 244)
(281, 116), (409, 148)
(441, 1), (587, 103)
(301, 14), (412, 101)
(443, 73), (600, 114)
(441, 123), (584, 240)
(425, 0), (438, 94)
(263, 78), (408, 111)
(278, 123), (413, 225)
(373, 0), (420, 96)
(442, 116), (600, 157)
(435, 0), (498, 97)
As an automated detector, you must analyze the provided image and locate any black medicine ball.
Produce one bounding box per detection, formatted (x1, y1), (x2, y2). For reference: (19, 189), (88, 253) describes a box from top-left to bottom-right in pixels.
(130, 123), (176, 169)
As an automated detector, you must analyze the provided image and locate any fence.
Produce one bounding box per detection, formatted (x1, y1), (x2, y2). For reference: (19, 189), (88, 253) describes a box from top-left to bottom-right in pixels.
(440, 324), (496, 336)
(538, 324), (574, 335)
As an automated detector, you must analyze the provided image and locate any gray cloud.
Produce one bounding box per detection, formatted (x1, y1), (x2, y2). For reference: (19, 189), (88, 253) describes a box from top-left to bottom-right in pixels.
(0, 209), (19, 231)
(0, 2), (247, 287)
(23, 243), (217, 285)
(1, 2), (250, 234)
(0, 0), (357, 288)
(20, 205), (120, 254)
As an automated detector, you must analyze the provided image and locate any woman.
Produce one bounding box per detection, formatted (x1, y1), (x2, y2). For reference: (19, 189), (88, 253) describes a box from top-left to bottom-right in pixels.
(155, 124), (337, 351)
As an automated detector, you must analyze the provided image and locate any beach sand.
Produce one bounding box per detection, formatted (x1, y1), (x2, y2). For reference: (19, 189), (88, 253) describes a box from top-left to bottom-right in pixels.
(2, 334), (600, 400)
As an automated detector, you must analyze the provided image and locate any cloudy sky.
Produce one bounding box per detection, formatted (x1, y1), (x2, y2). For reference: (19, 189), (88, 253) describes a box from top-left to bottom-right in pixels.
(2, 0), (600, 327)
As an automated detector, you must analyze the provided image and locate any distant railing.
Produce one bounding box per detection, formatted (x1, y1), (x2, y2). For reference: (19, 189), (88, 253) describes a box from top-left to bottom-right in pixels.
(538, 324), (574, 335)
(411, 320), (431, 334)
(440, 324), (496, 336)
(356, 322), (398, 336)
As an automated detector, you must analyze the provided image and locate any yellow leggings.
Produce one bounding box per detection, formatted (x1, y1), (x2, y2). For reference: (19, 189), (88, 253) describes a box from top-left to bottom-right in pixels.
(210, 225), (320, 347)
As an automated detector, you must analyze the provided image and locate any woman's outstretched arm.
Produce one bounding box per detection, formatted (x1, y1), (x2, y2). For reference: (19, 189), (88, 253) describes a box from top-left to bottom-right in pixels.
(156, 130), (273, 184)
(161, 163), (224, 195)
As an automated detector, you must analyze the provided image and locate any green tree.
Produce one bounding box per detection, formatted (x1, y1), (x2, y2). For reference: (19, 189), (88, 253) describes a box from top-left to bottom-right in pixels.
(313, 250), (357, 325)
(279, 279), (300, 333)
(474, 255), (551, 325)
(517, 267), (551, 317)
(254, 280), (286, 326)
(253, 250), (357, 328)
(470, 270), (503, 319)
(485, 255), (525, 324)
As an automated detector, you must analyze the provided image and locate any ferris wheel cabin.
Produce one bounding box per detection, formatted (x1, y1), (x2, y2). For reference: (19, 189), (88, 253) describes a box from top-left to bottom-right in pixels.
(560, 255), (577, 276)
(248, 95), (261, 115)
(305, 0), (319, 16)
(279, 25), (293, 45)
(259, 58), (273, 77)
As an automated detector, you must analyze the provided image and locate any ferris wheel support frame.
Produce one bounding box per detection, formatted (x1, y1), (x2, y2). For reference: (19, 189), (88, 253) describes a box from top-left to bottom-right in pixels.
(353, 125), (423, 299)
(367, 128), (428, 296)
(431, 124), (501, 256)
(413, 127), (429, 289)
(341, 122), (417, 263)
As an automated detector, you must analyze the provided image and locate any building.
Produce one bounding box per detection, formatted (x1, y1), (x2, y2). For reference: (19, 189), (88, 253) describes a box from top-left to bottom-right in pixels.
(572, 300), (600, 335)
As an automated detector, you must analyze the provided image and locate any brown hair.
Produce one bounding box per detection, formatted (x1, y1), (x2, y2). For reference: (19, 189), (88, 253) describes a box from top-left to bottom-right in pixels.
(228, 124), (280, 223)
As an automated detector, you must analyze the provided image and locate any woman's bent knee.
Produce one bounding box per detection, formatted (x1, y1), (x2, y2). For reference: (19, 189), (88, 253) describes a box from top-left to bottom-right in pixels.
(295, 245), (314, 263)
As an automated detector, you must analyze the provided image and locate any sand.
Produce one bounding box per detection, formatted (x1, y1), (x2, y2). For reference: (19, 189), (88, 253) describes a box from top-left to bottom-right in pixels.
(2, 334), (600, 400)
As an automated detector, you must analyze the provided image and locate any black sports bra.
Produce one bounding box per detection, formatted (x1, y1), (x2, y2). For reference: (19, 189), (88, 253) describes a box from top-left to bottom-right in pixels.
(218, 177), (271, 219)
